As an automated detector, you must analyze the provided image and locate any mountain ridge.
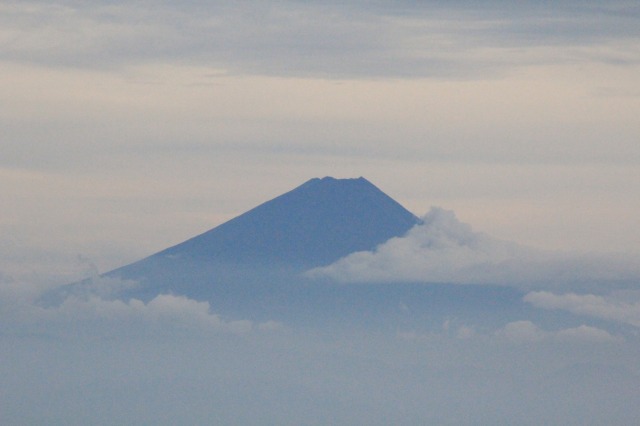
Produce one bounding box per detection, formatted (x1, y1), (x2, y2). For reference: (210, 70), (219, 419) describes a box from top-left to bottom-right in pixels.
(46, 176), (541, 328)
(113, 176), (420, 276)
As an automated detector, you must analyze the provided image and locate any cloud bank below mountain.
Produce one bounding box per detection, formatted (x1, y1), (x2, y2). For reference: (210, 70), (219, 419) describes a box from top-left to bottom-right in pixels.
(0, 273), (274, 338)
(2, 265), (638, 425)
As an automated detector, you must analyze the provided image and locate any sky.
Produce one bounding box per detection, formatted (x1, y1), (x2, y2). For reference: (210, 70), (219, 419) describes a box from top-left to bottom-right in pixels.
(2, 2), (640, 424)
(1, 0), (639, 279)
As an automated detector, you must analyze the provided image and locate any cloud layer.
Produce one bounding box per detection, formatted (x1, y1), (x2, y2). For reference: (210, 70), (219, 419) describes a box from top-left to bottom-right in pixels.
(2, 265), (638, 425)
(496, 320), (620, 343)
(2, 1), (639, 274)
(309, 207), (640, 291)
(0, 272), (271, 338)
(2, 1), (638, 78)
(525, 291), (640, 328)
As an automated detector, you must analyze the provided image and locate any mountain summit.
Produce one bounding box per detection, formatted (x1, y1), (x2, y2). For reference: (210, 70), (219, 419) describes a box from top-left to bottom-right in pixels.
(151, 176), (419, 268)
(53, 177), (531, 326)
(96, 177), (419, 303)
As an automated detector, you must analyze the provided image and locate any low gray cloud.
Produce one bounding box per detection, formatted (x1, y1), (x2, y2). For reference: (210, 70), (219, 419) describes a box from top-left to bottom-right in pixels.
(4, 324), (639, 425)
(48, 294), (252, 333)
(2, 267), (639, 424)
(308, 207), (640, 291)
(496, 320), (620, 343)
(525, 291), (640, 328)
(0, 271), (260, 337)
(401, 319), (620, 344)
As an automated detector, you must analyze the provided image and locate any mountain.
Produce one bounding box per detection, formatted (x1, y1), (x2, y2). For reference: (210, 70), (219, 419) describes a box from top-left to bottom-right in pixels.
(142, 176), (420, 269)
(59, 177), (418, 307)
(51, 176), (546, 328)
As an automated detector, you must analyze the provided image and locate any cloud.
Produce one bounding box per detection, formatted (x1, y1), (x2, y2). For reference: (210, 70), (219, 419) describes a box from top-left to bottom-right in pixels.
(27, 293), (252, 336)
(308, 207), (640, 290)
(1, 1), (638, 78)
(308, 207), (530, 284)
(0, 270), (254, 336)
(257, 320), (285, 331)
(3, 321), (639, 425)
(48, 293), (252, 334)
(1, 271), (638, 425)
(555, 324), (620, 342)
(497, 320), (548, 342)
(399, 319), (619, 344)
(398, 320), (476, 341)
(525, 291), (640, 327)
(496, 320), (620, 343)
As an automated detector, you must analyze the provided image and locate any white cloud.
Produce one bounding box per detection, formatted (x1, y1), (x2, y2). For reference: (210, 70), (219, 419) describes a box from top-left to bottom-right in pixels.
(496, 320), (619, 343)
(0, 270), (254, 336)
(497, 320), (547, 342)
(308, 207), (531, 284)
(525, 291), (640, 328)
(257, 320), (285, 331)
(398, 322), (476, 341)
(35, 293), (253, 335)
(399, 320), (619, 344)
(308, 207), (640, 291)
(555, 325), (620, 343)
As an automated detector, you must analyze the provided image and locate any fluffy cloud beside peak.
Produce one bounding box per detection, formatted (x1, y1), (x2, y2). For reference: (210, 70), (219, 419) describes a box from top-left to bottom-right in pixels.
(308, 207), (640, 292)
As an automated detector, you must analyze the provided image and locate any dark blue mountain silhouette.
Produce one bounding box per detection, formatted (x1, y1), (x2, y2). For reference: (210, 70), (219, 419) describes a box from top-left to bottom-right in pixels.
(59, 177), (420, 304)
(51, 176), (557, 329)
(148, 176), (420, 268)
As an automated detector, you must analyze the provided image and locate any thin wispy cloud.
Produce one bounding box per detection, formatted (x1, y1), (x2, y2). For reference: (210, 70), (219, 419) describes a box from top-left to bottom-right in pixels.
(525, 291), (640, 328)
(1, 1), (638, 77)
(496, 320), (620, 343)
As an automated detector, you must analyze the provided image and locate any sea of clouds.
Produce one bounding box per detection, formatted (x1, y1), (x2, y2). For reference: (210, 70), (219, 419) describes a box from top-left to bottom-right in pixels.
(3, 243), (640, 425)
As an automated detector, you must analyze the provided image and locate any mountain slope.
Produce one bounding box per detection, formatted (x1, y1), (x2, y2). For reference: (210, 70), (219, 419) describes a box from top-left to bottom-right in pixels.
(49, 176), (548, 328)
(91, 177), (419, 301)
(116, 176), (419, 274)
(159, 176), (418, 267)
